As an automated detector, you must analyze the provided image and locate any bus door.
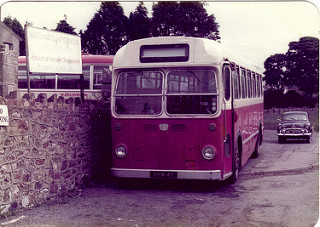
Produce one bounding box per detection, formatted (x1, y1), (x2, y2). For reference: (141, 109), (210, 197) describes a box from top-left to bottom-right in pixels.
(223, 64), (239, 182)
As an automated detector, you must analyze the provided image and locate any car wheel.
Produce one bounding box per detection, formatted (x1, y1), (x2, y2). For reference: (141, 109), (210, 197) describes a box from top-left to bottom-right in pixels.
(278, 136), (285, 143)
(306, 135), (311, 143)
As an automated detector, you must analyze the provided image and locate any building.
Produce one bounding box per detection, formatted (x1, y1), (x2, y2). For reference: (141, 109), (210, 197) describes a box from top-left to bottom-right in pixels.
(0, 21), (21, 52)
(0, 22), (21, 97)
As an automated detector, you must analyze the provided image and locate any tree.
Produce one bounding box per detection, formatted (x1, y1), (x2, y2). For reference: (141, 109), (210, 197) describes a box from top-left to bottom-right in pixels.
(2, 16), (25, 55)
(286, 37), (319, 98)
(263, 53), (287, 91)
(151, 1), (180, 37)
(264, 36), (319, 108)
(54, 15), (77, 35)
(128, 2), (150, 41)
(81, 1), (128, 55)
(151, 1), (220, 40)
(178, 2), (220, 40)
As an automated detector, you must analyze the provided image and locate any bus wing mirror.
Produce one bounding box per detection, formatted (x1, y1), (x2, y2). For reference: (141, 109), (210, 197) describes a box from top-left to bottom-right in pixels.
(230, 62), (236, 71)
(100, 69), (112, 84)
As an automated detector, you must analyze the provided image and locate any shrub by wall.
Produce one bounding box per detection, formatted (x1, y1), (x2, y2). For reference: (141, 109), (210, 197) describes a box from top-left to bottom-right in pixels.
(0, 92), (111, 214)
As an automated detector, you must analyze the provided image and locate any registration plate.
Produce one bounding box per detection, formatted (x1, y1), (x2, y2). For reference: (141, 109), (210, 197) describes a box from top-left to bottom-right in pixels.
(286, 129), (301, 134)
(150, 171), (177, 179)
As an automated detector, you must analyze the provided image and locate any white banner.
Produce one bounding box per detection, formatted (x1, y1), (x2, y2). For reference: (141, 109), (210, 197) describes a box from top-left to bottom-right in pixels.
(25, 26), (82, 74)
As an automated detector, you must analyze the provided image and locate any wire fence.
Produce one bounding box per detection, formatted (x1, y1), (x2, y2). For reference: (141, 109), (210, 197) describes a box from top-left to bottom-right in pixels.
(264, 107), (319, 131)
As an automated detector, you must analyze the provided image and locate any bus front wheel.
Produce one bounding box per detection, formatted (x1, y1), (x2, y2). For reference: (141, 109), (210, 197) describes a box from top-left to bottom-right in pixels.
(227, 145), (240, 184)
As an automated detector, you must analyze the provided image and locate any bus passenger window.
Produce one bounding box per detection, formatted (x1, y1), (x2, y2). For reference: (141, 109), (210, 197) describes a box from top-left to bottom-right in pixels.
(30, 74), (55, 89)
(252, 73), (256, 98)
(82, 66), (90, 88)
(18, 66), (27, 89)
(233, 71), (240, 99)
(93, 66), (111, 90)
(257, 74), (262, 97)
(247, 70), (252, 98)
(241, 68), (246, 98)
(236, 67), (241, 98)
(224, 67), (231, 101)
(58, 74), (89, 90)
(18, 66), (56, 89)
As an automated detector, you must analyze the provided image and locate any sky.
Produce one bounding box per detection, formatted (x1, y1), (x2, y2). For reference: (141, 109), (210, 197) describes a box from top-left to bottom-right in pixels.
(0, 1), (319, 71)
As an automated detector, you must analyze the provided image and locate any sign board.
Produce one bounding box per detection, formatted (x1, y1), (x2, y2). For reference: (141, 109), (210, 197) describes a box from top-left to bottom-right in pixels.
(0, 105), (9, 126)
(25, 26), (82, 74)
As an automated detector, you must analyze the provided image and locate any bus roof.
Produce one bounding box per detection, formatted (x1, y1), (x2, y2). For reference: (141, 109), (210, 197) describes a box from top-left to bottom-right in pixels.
(18, 54), (114, 64)
(113, 36), (261, 73)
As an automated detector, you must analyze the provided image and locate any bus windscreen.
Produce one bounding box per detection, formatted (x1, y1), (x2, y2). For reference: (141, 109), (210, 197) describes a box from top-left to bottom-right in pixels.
(114, 69), (218, 115)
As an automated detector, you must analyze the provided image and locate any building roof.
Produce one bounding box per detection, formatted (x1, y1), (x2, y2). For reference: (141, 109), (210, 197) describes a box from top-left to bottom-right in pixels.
(0, 22), (22, 41)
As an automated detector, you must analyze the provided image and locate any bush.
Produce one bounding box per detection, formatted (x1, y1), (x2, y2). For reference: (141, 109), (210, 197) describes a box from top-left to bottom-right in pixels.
(264, 89), (318, 109)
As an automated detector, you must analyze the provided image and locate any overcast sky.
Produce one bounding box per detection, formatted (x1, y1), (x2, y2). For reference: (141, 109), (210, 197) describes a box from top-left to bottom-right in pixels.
(1, 1), (319, 71)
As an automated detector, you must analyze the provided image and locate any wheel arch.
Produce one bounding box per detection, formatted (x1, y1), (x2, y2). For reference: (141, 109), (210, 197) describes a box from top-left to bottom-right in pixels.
(259, 121), (263, 145)
(236, 130), (243, 168)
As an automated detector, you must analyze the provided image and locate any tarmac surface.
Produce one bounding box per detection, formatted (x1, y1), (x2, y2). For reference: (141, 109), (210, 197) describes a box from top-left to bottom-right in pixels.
(0, 129), (319, 226)
(241, 129), (319, 177)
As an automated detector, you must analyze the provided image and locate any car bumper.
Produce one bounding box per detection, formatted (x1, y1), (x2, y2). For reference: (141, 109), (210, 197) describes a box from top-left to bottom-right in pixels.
(111, 168), (229, 181)
(278, 132), (312, 137)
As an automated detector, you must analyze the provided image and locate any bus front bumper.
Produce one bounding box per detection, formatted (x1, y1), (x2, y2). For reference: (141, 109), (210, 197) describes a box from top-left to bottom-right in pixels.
(111, 168), (228, 181)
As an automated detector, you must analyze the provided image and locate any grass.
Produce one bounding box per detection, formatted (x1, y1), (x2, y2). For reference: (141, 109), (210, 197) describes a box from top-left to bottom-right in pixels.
(264, 107), (319, 132)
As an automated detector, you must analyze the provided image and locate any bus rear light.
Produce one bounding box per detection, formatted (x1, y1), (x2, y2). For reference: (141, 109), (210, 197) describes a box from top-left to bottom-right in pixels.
(115, 145), (127, 158)
(202, 146), (215, 160)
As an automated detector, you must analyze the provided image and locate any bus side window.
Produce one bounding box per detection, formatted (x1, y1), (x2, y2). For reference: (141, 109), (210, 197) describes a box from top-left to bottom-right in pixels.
(82, 66), (91, 89)
(224, 67), (231, 101)
(252, 72), (256, 98)
(233, 70), (240, 99)
(241, 68), (246, 98)
(18, 66), (27, 89)
(236, 66), (241, 98)
(247, 70), (252, 98)
(93, 66), (111, 90)
(30, 74), (55, 89)
(258, 74), (262, 97)
(58, 74), (89, 89)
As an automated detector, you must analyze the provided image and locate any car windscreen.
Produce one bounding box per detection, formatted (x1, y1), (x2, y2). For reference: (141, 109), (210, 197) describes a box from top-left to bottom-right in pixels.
(283, 113), (308, 121)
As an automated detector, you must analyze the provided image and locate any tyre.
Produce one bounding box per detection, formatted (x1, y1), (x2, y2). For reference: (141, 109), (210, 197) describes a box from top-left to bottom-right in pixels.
(251, 133), (260, 159)
(226, 145), (240, 184)
(278, 136), (286, 143)
(306, 135), (311, 143)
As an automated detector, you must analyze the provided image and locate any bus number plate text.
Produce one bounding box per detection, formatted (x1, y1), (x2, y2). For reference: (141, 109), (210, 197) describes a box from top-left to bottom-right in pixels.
(150, 171), (177, 179)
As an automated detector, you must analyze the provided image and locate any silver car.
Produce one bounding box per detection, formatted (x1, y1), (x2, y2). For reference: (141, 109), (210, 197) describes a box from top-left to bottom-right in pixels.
(277, 111), (312, 143)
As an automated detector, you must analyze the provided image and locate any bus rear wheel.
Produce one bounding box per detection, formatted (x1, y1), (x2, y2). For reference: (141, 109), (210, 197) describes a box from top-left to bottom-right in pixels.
(251, 131), (261, 159)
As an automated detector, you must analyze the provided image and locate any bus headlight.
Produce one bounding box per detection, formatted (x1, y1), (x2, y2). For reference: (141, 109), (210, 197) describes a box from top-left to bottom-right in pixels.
(202, 146), (215, 160)
(115, 145), (127, 158)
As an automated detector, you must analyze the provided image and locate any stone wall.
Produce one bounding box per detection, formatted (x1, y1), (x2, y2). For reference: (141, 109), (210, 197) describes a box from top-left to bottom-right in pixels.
(0, 92), (111, 214)
(0, 47), (19, 97)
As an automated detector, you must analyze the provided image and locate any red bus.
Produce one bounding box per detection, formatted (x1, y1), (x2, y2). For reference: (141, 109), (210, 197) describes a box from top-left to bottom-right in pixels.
(18, 54), (113, 100)
(111, 37), (263, 183)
